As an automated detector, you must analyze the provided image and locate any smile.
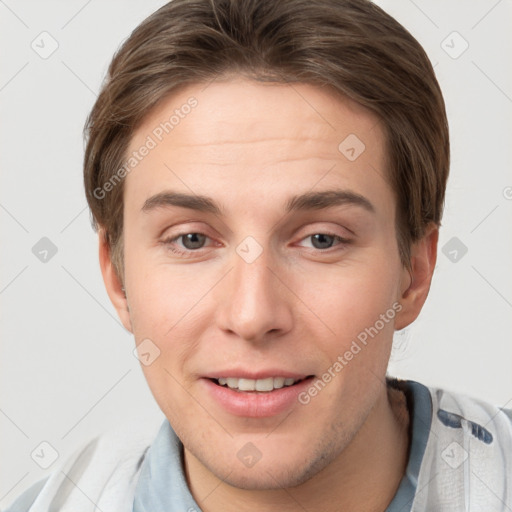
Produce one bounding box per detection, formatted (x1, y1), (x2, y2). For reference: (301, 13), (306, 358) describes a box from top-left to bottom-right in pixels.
(215, 376), (305, 392)
(203, 375), (315, 417)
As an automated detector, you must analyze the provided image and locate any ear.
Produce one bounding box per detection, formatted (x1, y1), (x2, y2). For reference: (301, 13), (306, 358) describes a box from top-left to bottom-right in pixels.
(394, 223), (438, 330)
(98, 229), (133, 333)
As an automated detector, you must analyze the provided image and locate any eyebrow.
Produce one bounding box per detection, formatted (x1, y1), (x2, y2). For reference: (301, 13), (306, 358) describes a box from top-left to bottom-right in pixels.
(141, 189), (375, 215)
(285, 190), (375, 214)
(142, 192), (221, 215)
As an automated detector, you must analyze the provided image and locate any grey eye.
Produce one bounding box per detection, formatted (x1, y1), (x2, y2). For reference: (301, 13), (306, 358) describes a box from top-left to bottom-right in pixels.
(180, 233), (207, 249)
(310, 234), (336, 249)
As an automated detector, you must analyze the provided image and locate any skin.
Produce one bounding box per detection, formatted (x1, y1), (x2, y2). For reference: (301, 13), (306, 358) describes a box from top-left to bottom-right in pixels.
(100, 77), (438, 512)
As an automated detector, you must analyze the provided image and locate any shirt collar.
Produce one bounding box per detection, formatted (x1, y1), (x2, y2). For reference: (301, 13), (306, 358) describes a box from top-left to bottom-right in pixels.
(133, 378), (433, 512)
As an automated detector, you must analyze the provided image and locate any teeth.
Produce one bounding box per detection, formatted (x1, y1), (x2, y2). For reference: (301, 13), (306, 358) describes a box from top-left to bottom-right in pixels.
(226, 377), (238, 389)
(216, 376), (300, 391)
(238, 378), (255, 391)
(255, 377), (274, 391)
(273, 377), (285, 389)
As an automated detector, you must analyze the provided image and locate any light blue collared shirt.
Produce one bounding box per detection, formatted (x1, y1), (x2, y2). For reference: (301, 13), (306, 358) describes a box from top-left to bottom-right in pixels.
(19, 378), (512, 511)
(132, 378), (433, 512)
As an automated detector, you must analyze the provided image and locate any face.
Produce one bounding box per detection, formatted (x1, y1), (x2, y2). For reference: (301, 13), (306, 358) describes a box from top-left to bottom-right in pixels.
(108, 77), (416, 489)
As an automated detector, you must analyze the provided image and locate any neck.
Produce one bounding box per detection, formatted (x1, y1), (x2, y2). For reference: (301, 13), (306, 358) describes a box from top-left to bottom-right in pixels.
(185, 382), (410, 512)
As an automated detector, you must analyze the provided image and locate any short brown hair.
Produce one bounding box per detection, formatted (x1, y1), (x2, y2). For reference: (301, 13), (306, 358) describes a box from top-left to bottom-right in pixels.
(84, 0), (449, 279)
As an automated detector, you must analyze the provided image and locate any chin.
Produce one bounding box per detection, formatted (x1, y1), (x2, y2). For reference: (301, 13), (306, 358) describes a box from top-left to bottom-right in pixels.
(211, 461), (321, 491)
(188, 432), (344, 491)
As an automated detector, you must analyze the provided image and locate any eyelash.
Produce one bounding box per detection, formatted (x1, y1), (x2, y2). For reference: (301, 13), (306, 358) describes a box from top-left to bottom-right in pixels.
(160, 233), (216, 258)
(160, 231), (351, 257)
(301, 233), (351, 247)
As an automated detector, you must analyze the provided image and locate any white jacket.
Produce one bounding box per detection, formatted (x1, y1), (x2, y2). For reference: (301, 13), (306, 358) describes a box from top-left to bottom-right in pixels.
(5, 380), (512, 512)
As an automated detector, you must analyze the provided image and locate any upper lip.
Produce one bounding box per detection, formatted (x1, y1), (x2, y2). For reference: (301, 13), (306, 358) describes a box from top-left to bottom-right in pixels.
(205, 370), (311, 380)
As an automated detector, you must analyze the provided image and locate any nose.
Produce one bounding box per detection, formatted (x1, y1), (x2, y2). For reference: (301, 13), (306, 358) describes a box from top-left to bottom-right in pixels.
(214, 243), (294, 343)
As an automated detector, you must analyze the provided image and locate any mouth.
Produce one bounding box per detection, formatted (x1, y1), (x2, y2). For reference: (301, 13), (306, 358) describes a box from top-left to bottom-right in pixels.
(211, 376), (312, 392)
(202, 374), (316, 417)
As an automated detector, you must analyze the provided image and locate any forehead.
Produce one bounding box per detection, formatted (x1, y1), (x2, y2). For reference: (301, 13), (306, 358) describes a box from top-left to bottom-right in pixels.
(132, 77), (384, 154)
(124, 77), (393, 218)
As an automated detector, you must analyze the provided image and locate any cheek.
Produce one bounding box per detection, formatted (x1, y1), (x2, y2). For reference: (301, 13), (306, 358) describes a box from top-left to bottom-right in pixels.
(124, 247), (215, 375)
(128, 266), (205, 422)
(292, 254), (401, 354)
(123, 241), (190, 330)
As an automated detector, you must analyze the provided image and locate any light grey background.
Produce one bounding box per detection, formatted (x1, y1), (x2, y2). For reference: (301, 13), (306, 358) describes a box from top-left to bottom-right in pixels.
(1, 0), (511, 506)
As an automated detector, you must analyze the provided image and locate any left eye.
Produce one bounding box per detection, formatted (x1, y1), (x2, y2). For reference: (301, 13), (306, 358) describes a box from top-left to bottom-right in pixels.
(299, 234), (346, 250)
(174, 233), (208, 250)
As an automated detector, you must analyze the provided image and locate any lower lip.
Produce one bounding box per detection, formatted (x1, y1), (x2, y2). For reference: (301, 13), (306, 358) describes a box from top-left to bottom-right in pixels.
(201, 377), (314, 418)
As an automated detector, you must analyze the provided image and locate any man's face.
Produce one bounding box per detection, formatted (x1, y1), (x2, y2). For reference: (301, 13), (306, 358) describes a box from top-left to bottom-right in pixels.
(120, 77), (408, 488)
